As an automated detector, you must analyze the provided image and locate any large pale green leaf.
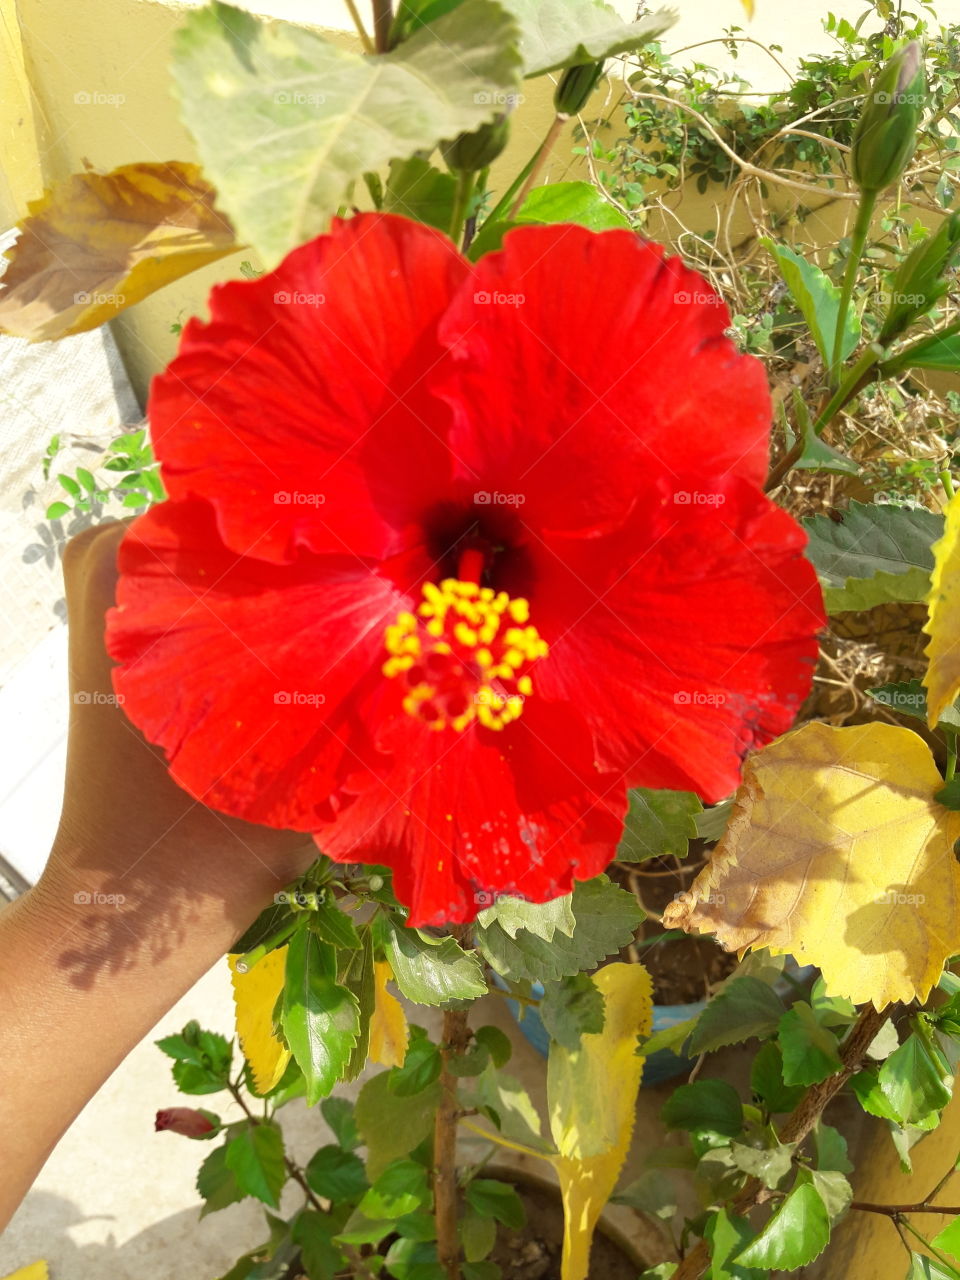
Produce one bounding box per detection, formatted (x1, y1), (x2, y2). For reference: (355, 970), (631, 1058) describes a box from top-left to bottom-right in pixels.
(898, 332), (960, 371)
(687, 977), (785, 1055)
(802, 500), (943, 613)
(734, 1181), (830, 1270)
(384, 920), (487, 1005)
(763, 239), (860, 365)
(223, 1124), (286, 1207)
(173, 0), (522, 264)
(475, 891), (575, 941)
(355, 1070), (442, 1178)
(499, 0), (674, 76)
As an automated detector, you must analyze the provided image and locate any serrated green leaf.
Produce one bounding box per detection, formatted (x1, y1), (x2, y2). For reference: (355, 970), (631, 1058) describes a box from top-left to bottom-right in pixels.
(293, 1209), (348, 1280)
(223, 1124), (286, 1208)
(197, 1141), (247, 1217)
(499, 0), (673, 75)
(385, 920), (487, 1005)
(750, 1041), (806, 1114)
(869, 679), (960, 731)
(476, 892), (575, 941)
(389, 1029), (442, 1096)
(173, 0), (522, 264)
(320, 1096), (360, 1152)
(662, 1080), (744, 1137)
(734, 1181), (830, 1269)
(314, 900), (362, 950)
(809, 1168), (853, 1222)
(907, 1254), (960, 1280)
(764, 239), (860, 364)
(355, 1070), (442, 1179)
(778, 1003), (843, 1086)
(466, 1178), (525, 1228)
(339, 928), (376, 1081)
(383, 156), (457, 231)
(729, 1141), (796, 1189)
(704, 1207), (766, 1280)
(282, 929), (360, 1105)
(360, 1158), (430, 1220)
(305, 1144), (368, 1202)
(802, 500), (943, 613)
(539, 974), (605, 1050)
(696, 799), (733, 843)
(879, 1031), (952, 1124)
(470, 179), (631, 258)
(476, 875), (642, 982)
(688, 977), (784, 1055)
(469, 1064), (554, 1153)
(617, 786), (702, 863)
(931, 1217), (960, 1262)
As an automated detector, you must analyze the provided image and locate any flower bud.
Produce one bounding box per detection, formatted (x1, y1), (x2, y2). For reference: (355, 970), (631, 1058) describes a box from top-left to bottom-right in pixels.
(155, 1107), (218, 1138)
(850, 42), (926, 193)
(880, 212), (960, 342)
(442, 115), (511, 174)
(554, 62), (604, 117)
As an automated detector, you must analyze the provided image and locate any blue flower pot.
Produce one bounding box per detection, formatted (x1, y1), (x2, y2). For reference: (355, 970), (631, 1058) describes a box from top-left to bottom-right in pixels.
(493, 962), (813, 1085)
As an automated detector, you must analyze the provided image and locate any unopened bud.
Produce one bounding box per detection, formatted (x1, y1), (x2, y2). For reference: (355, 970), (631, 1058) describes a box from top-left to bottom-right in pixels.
(443, 115), (511, 174)
(880, 212), (960, 342)
(554, 61), (604, 116)
(155, 1107), (218, 1138)
(851, 42), (926, 193)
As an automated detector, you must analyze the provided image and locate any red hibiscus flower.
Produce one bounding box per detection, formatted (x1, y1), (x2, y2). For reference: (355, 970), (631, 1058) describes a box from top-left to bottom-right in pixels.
(106, 214), (823, 926)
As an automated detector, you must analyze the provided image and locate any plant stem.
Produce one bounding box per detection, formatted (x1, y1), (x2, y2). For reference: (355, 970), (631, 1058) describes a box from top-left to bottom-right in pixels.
(831, 189), (877, 385)
(940, 468), (957, 501)
(450, 170), (476, 250)
(851, 1200), (960, 1216)
(671, 1003), (890, 1280)
(435, 1006), (471, 1279)
(371, 0), (393, 53)
(899, 1216), (959, 1271)
(343, 0), (375, 53)
(946, 730), (957, 783)
(508, 114), (568, 218)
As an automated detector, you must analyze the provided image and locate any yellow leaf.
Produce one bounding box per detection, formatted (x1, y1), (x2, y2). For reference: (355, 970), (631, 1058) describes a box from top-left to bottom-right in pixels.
(925, 488), (960, 727)
(1, 1264), (48, 1280)
(228, 946), (291, 1094)
(0, 161), (239, 341)
(547, 963), (653, 1280)
(664, 722), (960, 1008)
(369, 959), (409, 1068)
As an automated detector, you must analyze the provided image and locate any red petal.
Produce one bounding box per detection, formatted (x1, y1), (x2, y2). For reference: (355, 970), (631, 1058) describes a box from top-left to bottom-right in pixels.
(315, 699), (625, 926)
(150, 214), (467, 564)
(529, 476), (824, 801)
(106, 499), (428, 827)
(436, 225), (771, 534)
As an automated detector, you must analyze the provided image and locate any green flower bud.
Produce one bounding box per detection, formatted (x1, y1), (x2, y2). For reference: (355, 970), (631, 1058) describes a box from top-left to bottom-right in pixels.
(850, 42), (926, 193)
(554, 61), (604, 116)
(442, 113), (511, 174)
(880, 212), (960, 342)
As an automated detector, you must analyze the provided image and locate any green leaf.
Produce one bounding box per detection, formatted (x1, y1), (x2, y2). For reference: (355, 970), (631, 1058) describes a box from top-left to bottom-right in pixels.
(465, 1178), (525, 1229)
(383, 156), (457, 231)
(778, 1003), (843, 1087)
(45, 501), (71, 520)
(696, 800), (733, 843)
(476, 892), (575, 941)
(383, 1237), (445, 1280)
(475, 875), (642, 982)
(906, 1255), (960, 1280)
(470, 1064), (553, 1153)
(460, 1208), (497, 1262)
(305, 1144), (368, 1202)
(539, 974), (605, 1050)
(173, 0), (523, 264)
(688, 978), (785, 1055)
(734, 1180), (830, 1269)
(389, 1028), (443, 1096)
(751, 1042), (806, 1113)
(848, 1068), (902, 1121)
(869, 679), (960, 731)
(897, 332), (960, 372)
(293, 1209), (348, 1280)
(617, 787), (702, 863)
(498, 0), (673, 76)
(385, 920), (487, 1005)
(339, 927), (376, 1081)
(474, 1025), (512, 1068)
(75, 466), (97, 493)
(355, 1070), (442, 1178)
(661, 1080), (744, 1138)
(321, 1096), (360, 1152)
(815, 1122), (853, 1174)
(802, 500), (942, 612)
(282, 929), (360, 1105)
(360, 1159), (430, 1220)
(197, 1141), (246, 1217)
(638, 1014), (697, 1058)
(763, 239), (860, 365)
(729, 1141), (796, 1189)
(809, 1168), (853, 1222)
(879, 1031), (952, 1124)
(470, 179), (631, 258)
(313, 900), (362, 950)
(704, 1207), (766, 1280)
(223, 1124), (286, 1208)
(932, 1217), (960, 1262)
(58, 473), (81, 498)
